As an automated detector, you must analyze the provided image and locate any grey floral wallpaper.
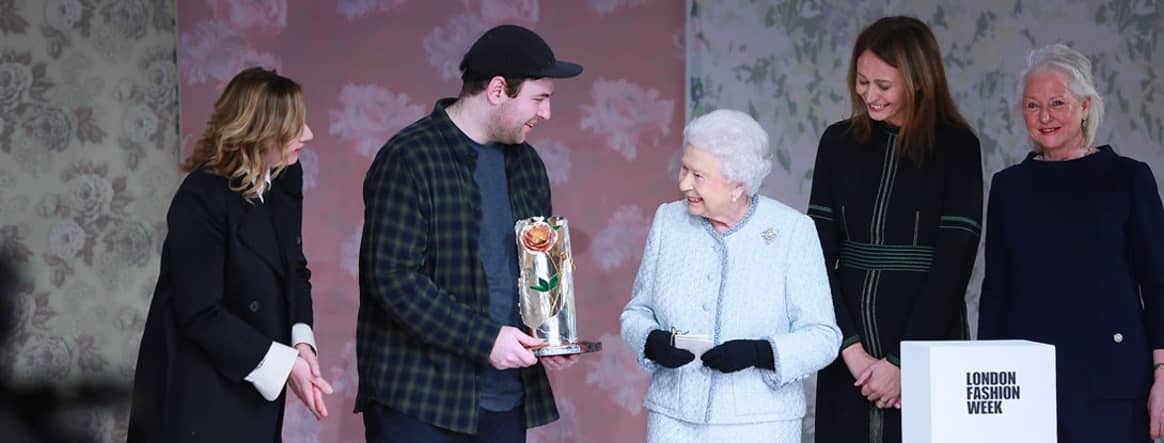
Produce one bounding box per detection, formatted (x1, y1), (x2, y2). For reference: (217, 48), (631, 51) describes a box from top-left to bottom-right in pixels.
(0, 0), (1158, 440)
(0, 0), (177, 440)
(688, 0), (1163, 441)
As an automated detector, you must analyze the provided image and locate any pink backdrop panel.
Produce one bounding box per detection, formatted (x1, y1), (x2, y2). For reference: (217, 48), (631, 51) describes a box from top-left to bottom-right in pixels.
(178, 1), (684, 442)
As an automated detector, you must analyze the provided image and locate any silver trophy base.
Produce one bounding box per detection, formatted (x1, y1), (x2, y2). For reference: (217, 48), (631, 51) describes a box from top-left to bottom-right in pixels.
(530, 341), (602, 357)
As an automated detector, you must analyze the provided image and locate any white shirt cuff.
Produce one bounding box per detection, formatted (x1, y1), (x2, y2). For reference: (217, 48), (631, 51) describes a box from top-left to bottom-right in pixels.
(244, 342), (298, 401)
(292, 323), (316, 353)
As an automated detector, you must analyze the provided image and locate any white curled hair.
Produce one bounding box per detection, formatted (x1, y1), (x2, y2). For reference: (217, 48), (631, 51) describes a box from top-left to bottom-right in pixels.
(682, 109), (772, 195)
(1017, 43), (1105, 147)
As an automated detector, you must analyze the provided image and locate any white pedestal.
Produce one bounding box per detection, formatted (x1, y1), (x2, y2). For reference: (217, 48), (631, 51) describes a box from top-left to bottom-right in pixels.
(901, 340), (1057, 443)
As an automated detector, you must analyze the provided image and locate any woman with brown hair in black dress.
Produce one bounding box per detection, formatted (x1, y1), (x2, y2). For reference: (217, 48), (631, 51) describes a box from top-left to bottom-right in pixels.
(809, 16), (983, 443)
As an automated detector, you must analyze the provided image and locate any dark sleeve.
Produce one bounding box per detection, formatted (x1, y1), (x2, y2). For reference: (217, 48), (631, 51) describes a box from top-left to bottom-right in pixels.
(1128, 161), (1164, 349)
(279, 163), (313, 327)
(807, 127), (862, 350)
(898, 131), (984, 350)
(165, 182), (272, 381)
(976, 172), (1008, 340)
(361, 149), (501, 362)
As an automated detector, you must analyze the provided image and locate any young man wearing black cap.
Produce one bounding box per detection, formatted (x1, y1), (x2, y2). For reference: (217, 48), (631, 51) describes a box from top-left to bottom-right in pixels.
(357, 25), (583, 442)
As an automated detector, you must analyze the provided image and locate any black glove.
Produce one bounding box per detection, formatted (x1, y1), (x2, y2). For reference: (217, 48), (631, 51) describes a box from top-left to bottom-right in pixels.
(701, 339), (774, 373)
(644, 329), (695, 368)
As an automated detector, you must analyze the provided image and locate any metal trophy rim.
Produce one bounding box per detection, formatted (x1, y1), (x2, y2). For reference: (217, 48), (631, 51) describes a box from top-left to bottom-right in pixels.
(529, 340), (602, 357)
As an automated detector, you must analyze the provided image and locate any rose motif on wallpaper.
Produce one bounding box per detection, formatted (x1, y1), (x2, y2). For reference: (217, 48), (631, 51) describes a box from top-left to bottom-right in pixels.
(20, 334), (72, 381)
(464, 0), (539, 26)
(47, 219), (86, 259)
(21, 105), (73, 152)
(298, 147), (319, 192)
(585, 334), (650, 414)
(139, 49), (176, 110)
(122, 103), (158, 147)
(591, 205), (648, 271)
(336, 0), (407, 20)
(0, 62), (32, 111)
(99, 0), (148, 40)
(587, 0), (646, 16)
(0, 50), (52, 107)
(40, 0), (95, 58)
(328, 340), (359, 398)
(63, 173), (113, 221)
(43, 0), (86, 32)
(179, 20), (282, 86)
(328, 84), (425, 157)
(90, 20), (131, 62)
(423, 13), (488, 81)
(532, 138), (572, 185)
(580, 79), (675, 161)
(103, 221), (151, 267)
(209, 0), (287, 36)
(120, 103), (161, 170)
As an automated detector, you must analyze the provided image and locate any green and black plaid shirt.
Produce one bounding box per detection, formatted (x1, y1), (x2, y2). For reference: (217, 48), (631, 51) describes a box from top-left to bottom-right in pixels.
(356, 98), (558, 434)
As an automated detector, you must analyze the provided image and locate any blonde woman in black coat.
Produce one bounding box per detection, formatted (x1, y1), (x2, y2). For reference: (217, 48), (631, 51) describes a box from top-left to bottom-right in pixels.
(129, 67), (332, 442)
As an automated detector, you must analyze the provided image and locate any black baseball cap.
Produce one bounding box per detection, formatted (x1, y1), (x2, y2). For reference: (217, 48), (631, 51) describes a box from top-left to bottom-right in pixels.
(459, 25), (583, 81)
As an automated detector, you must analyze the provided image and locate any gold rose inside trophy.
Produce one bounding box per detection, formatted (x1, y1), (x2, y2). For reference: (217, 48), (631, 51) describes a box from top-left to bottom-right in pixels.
(515, 216), (602, 357)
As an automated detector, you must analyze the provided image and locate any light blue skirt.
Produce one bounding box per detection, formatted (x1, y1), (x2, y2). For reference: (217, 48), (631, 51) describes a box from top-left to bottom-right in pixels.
(646, 412), (801, 443)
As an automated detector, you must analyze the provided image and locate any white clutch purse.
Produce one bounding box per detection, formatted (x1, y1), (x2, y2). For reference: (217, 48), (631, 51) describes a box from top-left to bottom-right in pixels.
(672, 333), (714, 357)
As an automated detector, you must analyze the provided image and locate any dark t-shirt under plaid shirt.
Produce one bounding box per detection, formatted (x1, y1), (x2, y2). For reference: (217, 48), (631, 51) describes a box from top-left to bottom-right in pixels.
(356, 98), (559, 434)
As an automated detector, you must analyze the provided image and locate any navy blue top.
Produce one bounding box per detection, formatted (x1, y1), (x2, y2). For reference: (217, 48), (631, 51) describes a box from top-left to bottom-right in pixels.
(979, 145), (1164, 402)
(468, 136), (524, 411)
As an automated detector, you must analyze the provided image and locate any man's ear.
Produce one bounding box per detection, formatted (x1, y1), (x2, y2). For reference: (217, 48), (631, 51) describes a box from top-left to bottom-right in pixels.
(485, 76), (508, 105)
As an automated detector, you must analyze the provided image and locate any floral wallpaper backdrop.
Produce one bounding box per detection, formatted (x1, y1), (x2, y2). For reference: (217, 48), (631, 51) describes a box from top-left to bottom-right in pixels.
(178, 1), (684, 442)
(9, 0), (1154, 441)
(0, 0), (178, 441)
(689, 0), (1163, 441)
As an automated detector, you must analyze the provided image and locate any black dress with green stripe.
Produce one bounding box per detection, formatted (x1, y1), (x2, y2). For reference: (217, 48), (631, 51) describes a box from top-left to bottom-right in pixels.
(809, 120), (983, 443)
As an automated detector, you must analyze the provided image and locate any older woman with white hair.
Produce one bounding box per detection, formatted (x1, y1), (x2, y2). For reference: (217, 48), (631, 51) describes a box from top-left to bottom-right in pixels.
(978, 43), (1164, 442)
(621, 109), (841, 442)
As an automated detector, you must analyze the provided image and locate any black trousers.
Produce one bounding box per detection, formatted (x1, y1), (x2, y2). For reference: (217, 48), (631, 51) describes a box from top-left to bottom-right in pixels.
(363, 404), (525, 443)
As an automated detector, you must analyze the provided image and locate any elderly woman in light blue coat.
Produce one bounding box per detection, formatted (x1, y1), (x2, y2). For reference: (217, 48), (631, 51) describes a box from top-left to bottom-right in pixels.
(621, 109), (841, 443)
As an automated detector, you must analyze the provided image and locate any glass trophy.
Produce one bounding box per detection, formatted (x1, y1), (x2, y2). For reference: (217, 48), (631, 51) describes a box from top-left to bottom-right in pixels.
(515, 216), (602, 357)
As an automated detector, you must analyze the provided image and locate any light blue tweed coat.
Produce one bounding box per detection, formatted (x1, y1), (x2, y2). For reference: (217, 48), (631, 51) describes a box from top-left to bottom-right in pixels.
(621, 196), (841, 425)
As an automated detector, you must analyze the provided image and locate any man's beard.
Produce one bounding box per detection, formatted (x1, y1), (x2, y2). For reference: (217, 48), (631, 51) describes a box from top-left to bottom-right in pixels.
(487, 108), (527, 145)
